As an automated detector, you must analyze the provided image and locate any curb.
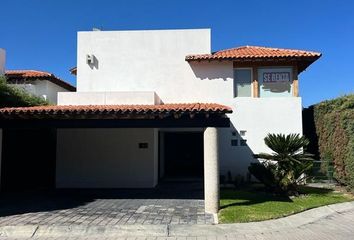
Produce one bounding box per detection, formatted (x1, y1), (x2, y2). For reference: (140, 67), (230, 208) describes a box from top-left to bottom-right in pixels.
(0, 201), (353, 238)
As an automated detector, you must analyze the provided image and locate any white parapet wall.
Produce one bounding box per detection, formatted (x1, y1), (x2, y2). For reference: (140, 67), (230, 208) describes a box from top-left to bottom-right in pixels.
(58, 91), (162, 105)
(0, 49), (5, 75)
(56, 128), (159, 188)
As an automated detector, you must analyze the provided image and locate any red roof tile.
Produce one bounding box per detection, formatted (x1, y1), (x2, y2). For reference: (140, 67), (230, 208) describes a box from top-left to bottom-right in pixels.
(186, 46), (321, 61)
(5, 70), (76, 91)
(5, 70), (53, 78)
(0, 103), (232, 119)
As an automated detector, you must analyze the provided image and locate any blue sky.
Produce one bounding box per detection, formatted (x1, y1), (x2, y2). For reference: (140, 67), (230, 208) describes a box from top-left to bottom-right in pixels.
(0, 0), (353, 106)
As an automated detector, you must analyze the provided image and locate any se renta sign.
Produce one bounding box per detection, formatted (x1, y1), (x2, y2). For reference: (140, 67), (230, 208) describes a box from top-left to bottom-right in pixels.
(263, 72), (291, 83)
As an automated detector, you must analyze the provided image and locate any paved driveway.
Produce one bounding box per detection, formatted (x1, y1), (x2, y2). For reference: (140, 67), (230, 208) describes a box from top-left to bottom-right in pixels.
(0, 181), (214, 226)
(1, 204), (354, 239)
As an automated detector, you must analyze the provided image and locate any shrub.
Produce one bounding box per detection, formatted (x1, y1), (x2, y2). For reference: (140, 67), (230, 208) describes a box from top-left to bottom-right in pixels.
(303, 94), (354, 190)
(248, 162), (278, 191)
(250, 133), (314, 195)
(0, 76), (49, 107)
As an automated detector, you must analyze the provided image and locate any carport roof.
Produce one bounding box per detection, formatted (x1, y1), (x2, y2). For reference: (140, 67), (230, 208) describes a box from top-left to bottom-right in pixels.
(0, 103), (232, 120)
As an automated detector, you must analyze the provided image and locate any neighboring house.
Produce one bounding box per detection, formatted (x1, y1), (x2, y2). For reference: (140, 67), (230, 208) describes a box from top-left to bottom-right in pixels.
(5, 70), (76, 104)
(0, 29), (320, 213)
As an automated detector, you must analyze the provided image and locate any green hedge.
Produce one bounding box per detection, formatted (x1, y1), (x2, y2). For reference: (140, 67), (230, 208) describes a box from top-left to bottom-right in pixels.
(0, 76), (49, 108)
(303, 94), (354, 189)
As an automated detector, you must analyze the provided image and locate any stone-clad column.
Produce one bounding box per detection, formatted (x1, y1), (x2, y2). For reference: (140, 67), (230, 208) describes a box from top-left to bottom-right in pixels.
(204, 127), (219, 214)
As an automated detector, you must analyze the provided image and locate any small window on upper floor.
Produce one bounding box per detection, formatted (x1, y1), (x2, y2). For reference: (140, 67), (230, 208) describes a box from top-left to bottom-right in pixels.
(234, 68), (252, 97)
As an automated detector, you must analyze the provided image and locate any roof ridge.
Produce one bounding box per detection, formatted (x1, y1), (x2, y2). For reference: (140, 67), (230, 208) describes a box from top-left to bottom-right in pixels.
(6, 69), (49, 73)
(215, 45), (320, 54)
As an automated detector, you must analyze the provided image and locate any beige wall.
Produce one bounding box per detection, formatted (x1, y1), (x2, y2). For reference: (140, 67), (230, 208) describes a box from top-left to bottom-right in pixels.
(56, 128), (158, 188)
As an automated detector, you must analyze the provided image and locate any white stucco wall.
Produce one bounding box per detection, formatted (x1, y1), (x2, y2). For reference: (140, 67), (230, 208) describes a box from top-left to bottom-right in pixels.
(9, 80), (71, 104)
(56, 128), (159, 188)
(219, 98), (303, 177)
(45, 80), (72, 104)
(58, 91), (161, 105)
(76, 29), (218, 102)
(0, 49), (5, 75)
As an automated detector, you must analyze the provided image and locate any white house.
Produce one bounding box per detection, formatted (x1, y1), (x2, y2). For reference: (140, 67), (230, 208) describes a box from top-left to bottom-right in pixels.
(5, 70), (76, 104)
(0, 48), (75, 104)
(0, 29), (321, 213)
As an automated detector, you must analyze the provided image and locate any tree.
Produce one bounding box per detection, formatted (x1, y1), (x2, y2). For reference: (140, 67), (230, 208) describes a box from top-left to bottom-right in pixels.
(0, 76), (49, 108)
(249, 133), (314, 195)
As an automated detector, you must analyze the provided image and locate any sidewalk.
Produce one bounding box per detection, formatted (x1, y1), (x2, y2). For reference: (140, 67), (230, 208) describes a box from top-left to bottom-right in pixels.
(0, 201), (353, 239)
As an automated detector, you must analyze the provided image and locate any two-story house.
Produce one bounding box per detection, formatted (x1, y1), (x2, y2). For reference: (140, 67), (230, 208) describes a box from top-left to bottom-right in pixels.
(0, 29), (320, 213)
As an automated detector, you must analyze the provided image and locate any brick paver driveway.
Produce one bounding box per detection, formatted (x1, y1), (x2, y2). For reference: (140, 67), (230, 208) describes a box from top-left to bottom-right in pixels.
(0, 181), (214, 226)
(1, 204), (354, 239)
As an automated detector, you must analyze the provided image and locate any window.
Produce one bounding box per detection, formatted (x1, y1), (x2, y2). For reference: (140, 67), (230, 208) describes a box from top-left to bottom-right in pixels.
(234, 69), (252, 97)
(231, 139), (238, 146)
(240, 140), (247, 146)
(258, 67), (293, 97)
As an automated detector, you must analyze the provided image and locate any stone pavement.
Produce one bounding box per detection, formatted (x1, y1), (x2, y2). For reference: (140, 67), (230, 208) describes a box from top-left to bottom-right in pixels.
(0, 182), (213, 227)
(0, 198), (212, 226)
(0, 201), (353, 239)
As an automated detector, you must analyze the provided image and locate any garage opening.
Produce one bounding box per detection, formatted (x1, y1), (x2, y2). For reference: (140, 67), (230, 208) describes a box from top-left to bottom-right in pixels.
(159, 132), (203, 180)
(1, 128), (56, 192)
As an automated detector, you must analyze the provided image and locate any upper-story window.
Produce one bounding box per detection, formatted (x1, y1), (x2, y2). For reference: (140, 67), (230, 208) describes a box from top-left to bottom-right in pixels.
(258, 67), (293, 97)
(234, 68), (252, 97)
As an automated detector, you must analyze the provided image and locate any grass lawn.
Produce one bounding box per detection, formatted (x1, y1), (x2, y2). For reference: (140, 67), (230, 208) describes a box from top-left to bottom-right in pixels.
(219, 185), (353, 223)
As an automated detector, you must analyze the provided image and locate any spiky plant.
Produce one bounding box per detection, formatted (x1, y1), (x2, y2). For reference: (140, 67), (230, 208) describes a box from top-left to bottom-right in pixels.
(252, 133), (314, 194)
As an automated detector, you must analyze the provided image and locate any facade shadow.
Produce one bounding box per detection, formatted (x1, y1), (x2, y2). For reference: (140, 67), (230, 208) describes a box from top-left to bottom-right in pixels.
(0, 180), (203, 217)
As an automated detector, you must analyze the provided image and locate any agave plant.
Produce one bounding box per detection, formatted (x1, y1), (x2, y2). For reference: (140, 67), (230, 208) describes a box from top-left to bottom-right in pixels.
(251, 133), (314, 194)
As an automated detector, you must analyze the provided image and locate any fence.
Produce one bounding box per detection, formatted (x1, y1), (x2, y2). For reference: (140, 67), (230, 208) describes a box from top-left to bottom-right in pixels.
(307, 160), (335, 184)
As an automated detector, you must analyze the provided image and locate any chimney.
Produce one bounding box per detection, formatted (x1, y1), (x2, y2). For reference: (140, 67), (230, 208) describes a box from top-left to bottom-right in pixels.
(0, 49), (5, 76)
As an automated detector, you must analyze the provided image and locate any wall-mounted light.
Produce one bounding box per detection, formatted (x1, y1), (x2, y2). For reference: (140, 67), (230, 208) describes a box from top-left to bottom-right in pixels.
(86, 54), (94, 65)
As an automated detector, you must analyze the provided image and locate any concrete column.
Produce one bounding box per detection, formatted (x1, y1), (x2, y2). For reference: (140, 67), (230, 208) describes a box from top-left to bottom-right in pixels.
(204, 127), (220, 214)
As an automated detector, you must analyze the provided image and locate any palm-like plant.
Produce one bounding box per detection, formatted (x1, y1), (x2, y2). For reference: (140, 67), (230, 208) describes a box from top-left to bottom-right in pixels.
(252, 133), (314, 194)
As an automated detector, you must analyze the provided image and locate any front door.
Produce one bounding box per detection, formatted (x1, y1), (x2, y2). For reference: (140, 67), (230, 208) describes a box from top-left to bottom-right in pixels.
(162, 132), (203, 179)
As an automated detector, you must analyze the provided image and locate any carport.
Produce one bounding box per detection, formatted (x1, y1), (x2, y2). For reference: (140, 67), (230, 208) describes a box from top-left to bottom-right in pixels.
(0, 103), (232, 214)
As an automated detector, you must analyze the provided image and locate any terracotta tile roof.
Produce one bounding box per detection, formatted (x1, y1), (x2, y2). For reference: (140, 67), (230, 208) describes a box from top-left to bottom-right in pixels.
(186, 46), (321, 61)
(5, 70), (76, 91)
(5, 70), (53, 78)
(0, 103), (232, 119)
